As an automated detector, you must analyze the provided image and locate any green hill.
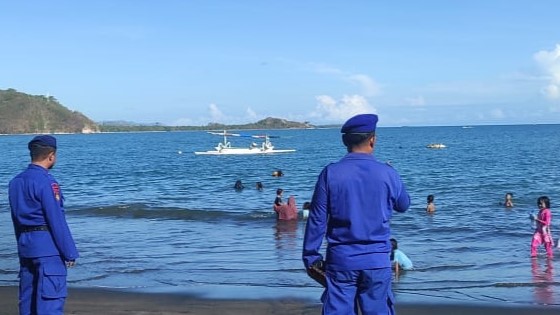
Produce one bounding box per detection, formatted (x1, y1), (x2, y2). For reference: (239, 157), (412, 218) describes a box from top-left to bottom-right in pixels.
(0, 88), (99, 134)
(1, 88), (314, 134)
(206, 117), (313, 130)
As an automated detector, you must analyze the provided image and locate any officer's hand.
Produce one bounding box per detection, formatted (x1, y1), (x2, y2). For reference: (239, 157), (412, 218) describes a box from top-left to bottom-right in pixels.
(307, 260), (326, 287)
(66, 260), (76, 268)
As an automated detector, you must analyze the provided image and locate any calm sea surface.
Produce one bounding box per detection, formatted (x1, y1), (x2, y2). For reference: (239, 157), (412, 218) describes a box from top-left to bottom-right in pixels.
(1, 125), (560, 306)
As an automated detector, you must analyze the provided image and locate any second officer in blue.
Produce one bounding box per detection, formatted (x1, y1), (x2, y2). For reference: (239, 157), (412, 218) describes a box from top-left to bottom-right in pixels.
(302, 114), (410, 315)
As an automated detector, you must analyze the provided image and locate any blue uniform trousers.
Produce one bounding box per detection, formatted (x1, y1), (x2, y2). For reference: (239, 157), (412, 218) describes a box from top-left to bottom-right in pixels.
(322, 268), (395, 315)
(19, 256), (67, 315)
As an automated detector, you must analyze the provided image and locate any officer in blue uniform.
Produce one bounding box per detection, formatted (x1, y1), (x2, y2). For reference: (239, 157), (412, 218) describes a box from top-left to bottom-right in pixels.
(303, 114), (410, 315)
(9, 135), (79, 315)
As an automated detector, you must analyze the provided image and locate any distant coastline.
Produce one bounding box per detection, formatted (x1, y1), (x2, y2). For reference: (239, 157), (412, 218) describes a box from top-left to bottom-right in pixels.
(96, 117), (315, 133)
(0, 88), (315, 134)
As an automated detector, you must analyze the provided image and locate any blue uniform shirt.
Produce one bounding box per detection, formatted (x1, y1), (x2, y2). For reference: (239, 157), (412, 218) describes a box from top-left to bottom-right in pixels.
(303, 153), (409, 271)
(9, 164), (79, 261)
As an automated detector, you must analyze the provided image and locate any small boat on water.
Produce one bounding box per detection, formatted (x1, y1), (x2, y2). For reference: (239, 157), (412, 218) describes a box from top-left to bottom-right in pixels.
(194, 131), (296, 155)
(426, 143), (446, 149)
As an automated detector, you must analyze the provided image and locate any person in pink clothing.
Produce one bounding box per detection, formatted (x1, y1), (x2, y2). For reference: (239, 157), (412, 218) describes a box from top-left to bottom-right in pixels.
(273, 193), (298, 220)
(531, 196), (554, 258)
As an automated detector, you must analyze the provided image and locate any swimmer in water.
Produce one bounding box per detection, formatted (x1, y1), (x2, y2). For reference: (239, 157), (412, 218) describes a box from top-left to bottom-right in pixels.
(426, 194), (435, 213)
(504, 192), (514, 208)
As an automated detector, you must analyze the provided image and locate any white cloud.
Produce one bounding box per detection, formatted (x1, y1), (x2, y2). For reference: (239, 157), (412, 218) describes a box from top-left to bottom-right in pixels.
(534, 44), (560, 100)
(346, 74), (381, 97)
(209, 103), (226, 123)
(404, 96), (426, 107)
(309, 63), (381, 97)
(311, 94), (376, 122)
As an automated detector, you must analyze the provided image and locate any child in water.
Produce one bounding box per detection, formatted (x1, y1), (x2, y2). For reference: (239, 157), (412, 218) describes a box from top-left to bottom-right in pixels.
(504, 192), (514, 208)
(390, 238), (413, 275)
(530, 196), (554, 258)
(274, 188), (284, 206)
(426, 195), (435, 213)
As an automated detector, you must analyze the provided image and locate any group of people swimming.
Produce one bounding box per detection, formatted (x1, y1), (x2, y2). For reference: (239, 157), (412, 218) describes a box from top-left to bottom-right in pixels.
(237, 179), (554, 272)
(234, 180), (263, 191)
(427, 191), (555, 259)
(233, 169), (284, 191)
(396, 191), (556, 274)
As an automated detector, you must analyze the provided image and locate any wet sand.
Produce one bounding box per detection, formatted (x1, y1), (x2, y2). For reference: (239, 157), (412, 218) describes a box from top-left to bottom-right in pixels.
(0, 286), (559, 315)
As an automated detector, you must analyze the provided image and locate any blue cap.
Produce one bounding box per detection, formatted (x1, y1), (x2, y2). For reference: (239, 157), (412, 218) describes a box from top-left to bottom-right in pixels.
(28, 135), (57, 150)
(341, 114), (378, 133)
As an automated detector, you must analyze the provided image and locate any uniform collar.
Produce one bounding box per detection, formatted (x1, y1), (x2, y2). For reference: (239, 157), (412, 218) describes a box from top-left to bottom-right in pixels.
(344, 152), (376, 160)
(28, 163), (49, 172)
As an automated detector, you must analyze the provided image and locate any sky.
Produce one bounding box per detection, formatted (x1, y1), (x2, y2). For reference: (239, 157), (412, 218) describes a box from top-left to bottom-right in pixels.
(1, 1), (559, 127)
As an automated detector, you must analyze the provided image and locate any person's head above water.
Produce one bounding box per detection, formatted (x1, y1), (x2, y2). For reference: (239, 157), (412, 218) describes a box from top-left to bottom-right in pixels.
(427, 195), (434, 203)
(234, 180), (244, 190)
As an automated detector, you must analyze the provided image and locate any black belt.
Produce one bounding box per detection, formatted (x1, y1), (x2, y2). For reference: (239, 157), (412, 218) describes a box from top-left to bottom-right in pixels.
(20, 225), (49, 233)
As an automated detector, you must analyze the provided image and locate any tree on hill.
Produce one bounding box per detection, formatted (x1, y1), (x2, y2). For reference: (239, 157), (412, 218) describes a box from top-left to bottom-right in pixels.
(0, 88), (99, 134)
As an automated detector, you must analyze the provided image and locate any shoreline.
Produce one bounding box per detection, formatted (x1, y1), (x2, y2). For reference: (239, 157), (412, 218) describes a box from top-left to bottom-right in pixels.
(1, 286), (559, 315)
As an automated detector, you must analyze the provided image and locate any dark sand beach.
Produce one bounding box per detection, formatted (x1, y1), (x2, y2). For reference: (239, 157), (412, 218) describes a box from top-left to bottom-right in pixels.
(1, 286), (559, 315)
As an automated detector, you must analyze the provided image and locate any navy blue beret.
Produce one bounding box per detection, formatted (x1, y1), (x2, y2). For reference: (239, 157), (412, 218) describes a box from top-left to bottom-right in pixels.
(28, 135), (57, 150)
(340, 114), (378, 133)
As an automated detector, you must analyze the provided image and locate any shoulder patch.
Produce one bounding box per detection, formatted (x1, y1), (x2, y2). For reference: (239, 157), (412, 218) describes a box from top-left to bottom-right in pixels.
(51, 183), (61, 201)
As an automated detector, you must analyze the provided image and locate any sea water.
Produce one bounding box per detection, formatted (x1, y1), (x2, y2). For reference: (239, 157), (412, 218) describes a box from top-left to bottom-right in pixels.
(1, 125), (560, 306)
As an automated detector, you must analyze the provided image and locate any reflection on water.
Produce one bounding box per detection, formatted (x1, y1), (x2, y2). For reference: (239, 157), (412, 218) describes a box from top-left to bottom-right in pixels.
(532, 258), (555, 305)
(274, 220), (299, 251)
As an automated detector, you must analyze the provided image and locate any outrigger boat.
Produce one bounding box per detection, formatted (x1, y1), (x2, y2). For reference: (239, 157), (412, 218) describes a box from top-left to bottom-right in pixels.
(194, 131), (296, 155)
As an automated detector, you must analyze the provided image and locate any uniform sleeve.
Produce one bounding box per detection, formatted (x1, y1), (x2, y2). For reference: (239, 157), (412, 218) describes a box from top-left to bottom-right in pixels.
(302, 167), (328, 269)
(41, 180), (79, 261)
(392, 172), (410, 213)
(8, 179), (22, 240)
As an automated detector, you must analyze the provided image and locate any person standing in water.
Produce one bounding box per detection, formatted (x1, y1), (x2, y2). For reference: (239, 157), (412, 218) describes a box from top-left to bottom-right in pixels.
(426, 194), (436, 213)
(530, 196), (553, 258)
(274, 188), (284, 206)
(504, 192), (514, 208)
